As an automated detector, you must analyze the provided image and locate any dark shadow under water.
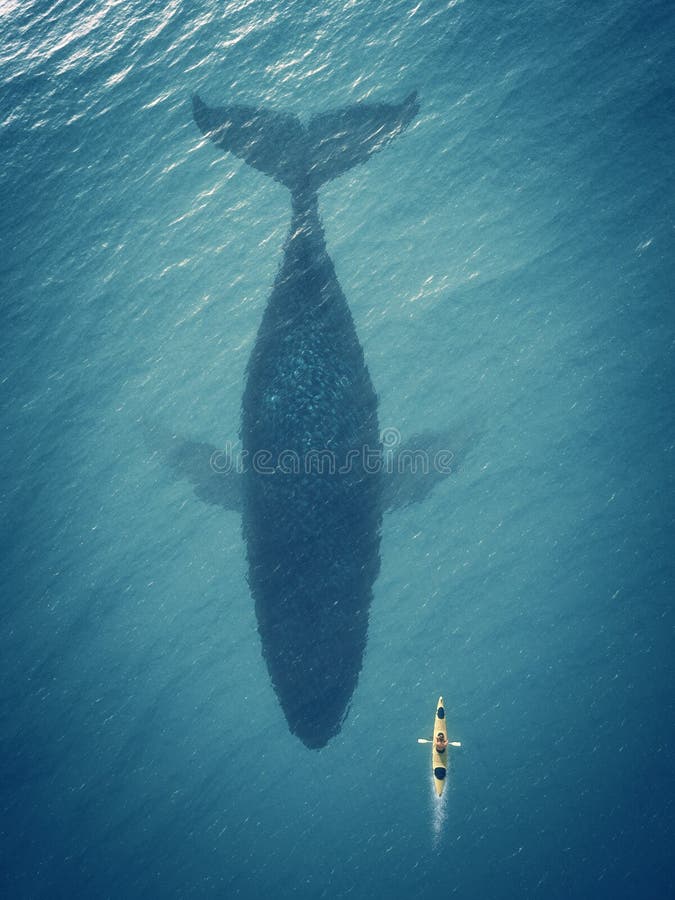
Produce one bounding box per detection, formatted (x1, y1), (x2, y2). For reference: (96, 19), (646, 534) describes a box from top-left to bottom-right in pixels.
(150, 90), (470, 747)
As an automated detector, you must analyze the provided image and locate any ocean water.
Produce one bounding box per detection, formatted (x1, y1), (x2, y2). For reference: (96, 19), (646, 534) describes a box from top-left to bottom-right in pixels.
(2, 0), (674, 897)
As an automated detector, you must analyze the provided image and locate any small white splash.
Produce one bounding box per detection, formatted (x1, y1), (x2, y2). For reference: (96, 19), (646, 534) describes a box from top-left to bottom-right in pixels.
(142, 90), (173, 111)
(104, 65), (132, 88)
(431, 775), (448, 850)
(0, 1), (21, 18)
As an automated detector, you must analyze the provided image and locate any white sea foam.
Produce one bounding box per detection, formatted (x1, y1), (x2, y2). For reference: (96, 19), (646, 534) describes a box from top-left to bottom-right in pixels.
(431, 774), (448, 850)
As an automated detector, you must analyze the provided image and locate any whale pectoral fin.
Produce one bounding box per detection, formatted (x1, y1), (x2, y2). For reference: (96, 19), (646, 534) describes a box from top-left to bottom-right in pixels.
(147, 424), (242, 513)
(307, 90), (420, 189)
(192, 94), (305, 190)
(382, 426), (478, 512)
(167, 438), (242, 512)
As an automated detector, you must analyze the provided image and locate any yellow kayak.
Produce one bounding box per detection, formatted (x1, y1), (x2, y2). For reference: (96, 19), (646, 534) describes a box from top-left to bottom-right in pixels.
(432, 696), (448, 796)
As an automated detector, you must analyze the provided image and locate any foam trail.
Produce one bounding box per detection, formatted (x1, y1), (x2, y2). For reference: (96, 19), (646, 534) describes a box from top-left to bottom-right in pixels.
(431, 775), (448, 850)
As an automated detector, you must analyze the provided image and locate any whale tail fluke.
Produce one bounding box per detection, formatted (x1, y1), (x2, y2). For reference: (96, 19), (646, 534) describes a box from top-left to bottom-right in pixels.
(192, 94), (306, 192)
(192, 91), (419, 194)
(306, 90), (419, 189)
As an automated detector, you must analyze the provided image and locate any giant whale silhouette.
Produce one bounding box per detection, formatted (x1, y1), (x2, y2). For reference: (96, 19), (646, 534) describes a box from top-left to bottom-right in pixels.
(188, 91), (423, 748)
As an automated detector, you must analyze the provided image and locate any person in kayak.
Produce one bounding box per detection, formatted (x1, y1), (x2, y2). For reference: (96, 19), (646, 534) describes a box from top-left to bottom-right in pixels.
(435, 732), (448, 753)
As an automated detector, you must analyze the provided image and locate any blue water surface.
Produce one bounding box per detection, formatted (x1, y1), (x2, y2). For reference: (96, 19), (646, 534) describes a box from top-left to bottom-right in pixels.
(1, 1), (674, 897)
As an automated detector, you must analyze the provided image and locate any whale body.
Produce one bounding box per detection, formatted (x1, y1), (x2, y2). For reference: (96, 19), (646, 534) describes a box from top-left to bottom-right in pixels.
(193, 91), (420, 747)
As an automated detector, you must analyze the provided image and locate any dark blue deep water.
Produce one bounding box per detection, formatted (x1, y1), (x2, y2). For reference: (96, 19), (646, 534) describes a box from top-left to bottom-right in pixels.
(2, 1), (674, 897)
